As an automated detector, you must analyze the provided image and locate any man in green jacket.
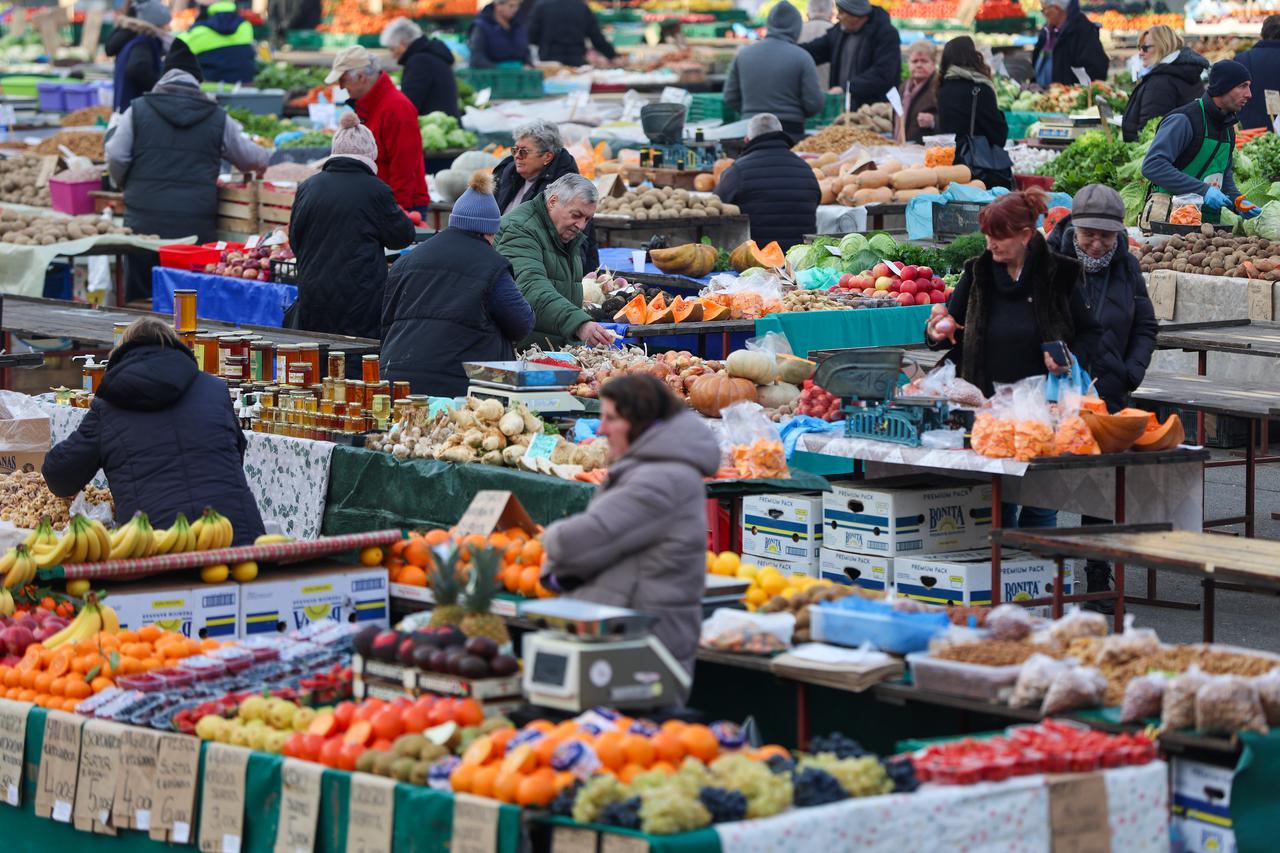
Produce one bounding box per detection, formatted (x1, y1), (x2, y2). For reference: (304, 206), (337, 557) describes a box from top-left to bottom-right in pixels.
(495, 173), (613, 349)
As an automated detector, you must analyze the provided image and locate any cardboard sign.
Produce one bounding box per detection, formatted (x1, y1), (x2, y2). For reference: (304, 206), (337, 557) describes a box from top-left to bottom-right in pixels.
(275, 758), (323, 853)
(1147, 269), (1177, 320)
(113, 726), (159, 830)
(1048, 773), (1111, 853)
(1267, 89), (1280, 117)
(35, 154), (59, 187)
(600, 835), (648, 853)
(198, 743), (250, 853)
(74, 719), (123, 835)
(152, 732), (201, 844)
(523, 433), (559, 463)
(346, 773), (396, 853)
(449, 793), (500, 853)
(0, 699), (32, 807)
(1249, 279), (1274, 321)
(35, 710), (82, 822)
(552, 826), (600, 853)
(454, 490), (538, 539)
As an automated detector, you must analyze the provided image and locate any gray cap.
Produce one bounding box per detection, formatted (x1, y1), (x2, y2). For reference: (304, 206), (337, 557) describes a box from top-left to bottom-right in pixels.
(837, 0), (872, 15)
(1071, 184), (1126, 233)
(133, 0), (172, 29)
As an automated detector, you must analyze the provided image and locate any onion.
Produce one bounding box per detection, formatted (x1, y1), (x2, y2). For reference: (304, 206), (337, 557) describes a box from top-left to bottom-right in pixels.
(930, 303), (948, 317)
(936, 317), (956, 336)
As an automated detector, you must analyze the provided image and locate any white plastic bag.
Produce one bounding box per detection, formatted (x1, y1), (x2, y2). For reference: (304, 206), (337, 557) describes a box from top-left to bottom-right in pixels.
(700, 608), (794, 654)
(987, 603), (1034, 642)
(1041, 665), (1107, 715)
(1049, 607), (1109, 645)
(900, 361), (986, 408)
(1010, 653), (1072, 708)
(1098, 615), (1160, 665)
(1195, 675), (1268, 735)
(1119, 673), (1167, 723)
(721, 401), (788, 479)
(1162, 665), (1209, 730)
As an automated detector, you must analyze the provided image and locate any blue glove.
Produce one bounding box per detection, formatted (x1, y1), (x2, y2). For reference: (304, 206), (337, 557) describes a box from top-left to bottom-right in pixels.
(1203, 187), (1231, 209)
(1240, 200), (1262, 219)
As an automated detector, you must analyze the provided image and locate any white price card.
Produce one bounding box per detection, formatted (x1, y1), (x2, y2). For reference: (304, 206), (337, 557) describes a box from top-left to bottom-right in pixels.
(885, 87), (903, 117)
(1071, 66), (1091, 87)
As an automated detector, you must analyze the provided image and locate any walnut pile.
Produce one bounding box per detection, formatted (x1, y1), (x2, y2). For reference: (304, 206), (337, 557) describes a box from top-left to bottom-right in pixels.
(0, 471), (113, 529)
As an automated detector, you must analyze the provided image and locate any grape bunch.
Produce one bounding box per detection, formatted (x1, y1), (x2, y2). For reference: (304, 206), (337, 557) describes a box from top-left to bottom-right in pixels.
(599, 797), (643, 830)
(792, 767), (849, 807)
(699, 786), (748, 823)
(800, 753), (893, 798)
(882, 756), (920, 793)
(765, 753), (796, 775)
(572, 775), (626, 824)
(639, 786), (713, 834)
(709, 754), (792, 818)
(549, 779), (582, 817)
(808, 732), (869, 759)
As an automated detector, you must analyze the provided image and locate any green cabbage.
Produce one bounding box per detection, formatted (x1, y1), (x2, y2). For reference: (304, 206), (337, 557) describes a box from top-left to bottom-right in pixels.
(846, 249), (882, 274)
(1252, 202), (1280, 240)
(838, 233), (868, 257)
(868, 233), (899, 258)
(786, 243), (815, 271)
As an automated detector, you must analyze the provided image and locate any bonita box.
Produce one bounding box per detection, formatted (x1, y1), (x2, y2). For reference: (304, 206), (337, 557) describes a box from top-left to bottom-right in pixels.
(240, 564), (388, 636)
(741, 492), (824, 563)
(107, 580), (238, 639)
(893, 548), (1073, 614)
(822, 477), (992, 557)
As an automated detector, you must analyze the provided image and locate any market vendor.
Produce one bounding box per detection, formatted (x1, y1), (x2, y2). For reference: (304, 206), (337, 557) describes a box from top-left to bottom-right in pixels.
(896, 40), (938, 144)
(1120, 25), (1207, 143)
(42, 318), (265, 547)
(799, 0), (900, 109)
(540, 374), (720, 694)
(287, 112), (416, 339)
(468, 0), (532, 68)
(494, 173), (613, 348)
(380, 17), (460, 118)
(715, 114), (820, 251)
(106, 45), (269, 302)
(1232, 16), (1280, 131)
(175, 0), (256, 84)
(381, 171), (534, 396)
(1032, 0), (1109, 87)
(326, 46), (429, 214)
(1140, 60), (1260, 226)
(723, 2), (825, 137)
(527, 0), (622, 68)
(493, 119), (599, 270)
(108, 0), (173, 112)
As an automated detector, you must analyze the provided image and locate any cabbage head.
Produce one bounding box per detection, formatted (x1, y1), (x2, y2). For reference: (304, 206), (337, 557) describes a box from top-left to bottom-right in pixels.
(786, 243), (815, 271)
(1253, 201), (1280, 241)
(868, 233), (899, 258)
(838, 233), (868, 257)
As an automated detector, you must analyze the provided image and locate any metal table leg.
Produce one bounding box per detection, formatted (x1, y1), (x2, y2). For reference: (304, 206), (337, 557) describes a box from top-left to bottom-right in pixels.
(1052, 557), (1065, 619)
(796, 682), (808, 751)
(990, 474), (1003, 606)
(1203, 577), (1216, 643)
(1113, 465), (1126, 632)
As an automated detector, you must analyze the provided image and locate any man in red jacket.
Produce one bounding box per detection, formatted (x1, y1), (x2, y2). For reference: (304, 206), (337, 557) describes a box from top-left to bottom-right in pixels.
(326, 46), (429, 213)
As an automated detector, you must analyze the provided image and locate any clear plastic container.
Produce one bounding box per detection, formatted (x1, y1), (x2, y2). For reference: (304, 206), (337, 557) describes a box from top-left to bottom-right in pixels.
(906, 652), (1024, 701)
(207, 646), (256, 673)
(150, 668), (197, 690)
(178, 655), (231, 681)
(811, 597), (949, 653)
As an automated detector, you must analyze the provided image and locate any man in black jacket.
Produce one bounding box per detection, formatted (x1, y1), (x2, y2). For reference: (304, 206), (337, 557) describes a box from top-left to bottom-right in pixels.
(799, 0), (901, 108)
(528, 0), (620, 67)
(380, 17), (460, 117)
(1235, 15), (1280, 130)
(714, 114), (821, 251)
(1033, 0), (1109, 87)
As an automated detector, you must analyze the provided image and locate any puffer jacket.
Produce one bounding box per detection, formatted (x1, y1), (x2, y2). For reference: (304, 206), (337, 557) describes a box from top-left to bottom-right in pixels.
(1235, 40), (1280, 130)
(398, 35), (460, 117)
(1121, 47), (1208, 142)
(715, 130), (820, 250)
(541, 410), (721, 685)
(799, 7), (900, 108)
(42, 342), (265, 546)
(492, 147), (599, 270)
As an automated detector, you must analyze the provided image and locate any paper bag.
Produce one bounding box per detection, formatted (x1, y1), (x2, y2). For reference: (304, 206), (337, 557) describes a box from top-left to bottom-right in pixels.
(0, 392), (51, 476)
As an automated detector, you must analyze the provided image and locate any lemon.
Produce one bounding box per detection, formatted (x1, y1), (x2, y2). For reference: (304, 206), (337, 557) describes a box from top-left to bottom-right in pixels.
(736, 563), (759, 581)
(705, 550), (717, 572)
(201, 564), (230, 584)
(713, 551), (740, 576)
(232, 561), (258, 582)
(359, 546), (383, 566)
(745, 587), (767, 606)
(66, 578), (90, 597)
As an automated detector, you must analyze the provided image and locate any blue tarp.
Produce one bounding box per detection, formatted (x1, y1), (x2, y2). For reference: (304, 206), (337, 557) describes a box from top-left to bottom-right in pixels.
(152, 266), (297, 327)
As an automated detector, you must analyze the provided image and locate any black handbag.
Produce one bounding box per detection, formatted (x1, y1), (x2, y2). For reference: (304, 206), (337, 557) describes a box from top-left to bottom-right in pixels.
(955, 85), (1014, 190)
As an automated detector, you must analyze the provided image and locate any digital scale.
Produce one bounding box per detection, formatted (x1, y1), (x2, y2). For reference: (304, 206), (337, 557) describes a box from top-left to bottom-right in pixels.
(1030, 108), (1102, 143)
(815, 349), (957, 446)
(520, 599), (692, 712)
(637, 103), (722, 173)
(463, 361), (585, 414)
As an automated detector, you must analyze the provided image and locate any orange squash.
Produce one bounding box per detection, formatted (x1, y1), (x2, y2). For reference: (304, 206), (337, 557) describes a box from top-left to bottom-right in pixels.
(693, 173), (717, 192)
(700, 299), (729, 321)
(1132, 414), (1183, 451)
(728, 240), (786, 273)
(1079, 397), (1109, 415)
(671, 296), (704, 323)
(1079, 409), (1150, 453)
(713, 158), (734, 181)
(688, 372), (757, 417)
(646, 293), (674, 324)
(1118, 407), (1159, 431)
(613, 293), (647, 324)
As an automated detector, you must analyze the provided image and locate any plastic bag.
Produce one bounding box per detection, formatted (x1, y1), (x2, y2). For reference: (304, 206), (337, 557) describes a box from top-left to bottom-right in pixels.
(745, 332), (794, 358)
(1162, 665), (1209, 730)
(699, 608), (794, 654)
(1010, 653), (1072, 708)
(987, 603), (1034, 642)
(1049, 608), (1109, 645)
(900, 362), (986, 408)
(1195, 675), (1269, 735)
(1098, 614), (1160, 665)
(721, 402), (788, 479)
(1009, 377), (1055, 461)
(701, 270), (785, 319)
(1052, 388), (1101, 456)
(1119, 673), (1167, 723)
(1041, 665), (1107, 715)
(1254, 668), (1280, 726)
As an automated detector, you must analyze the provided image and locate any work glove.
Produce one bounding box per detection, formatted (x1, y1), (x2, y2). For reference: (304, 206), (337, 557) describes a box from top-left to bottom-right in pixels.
(1237, 197), (1262, 219)
(1203, 187), (1231, 209)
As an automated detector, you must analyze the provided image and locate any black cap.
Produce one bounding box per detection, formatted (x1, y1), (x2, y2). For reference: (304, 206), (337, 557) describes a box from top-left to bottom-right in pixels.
(163, 38), (205, 82)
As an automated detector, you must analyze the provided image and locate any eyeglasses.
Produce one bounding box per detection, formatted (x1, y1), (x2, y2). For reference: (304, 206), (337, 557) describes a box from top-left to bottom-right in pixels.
(512, 146), (544, 160)
(1138, 43), (1154, 53)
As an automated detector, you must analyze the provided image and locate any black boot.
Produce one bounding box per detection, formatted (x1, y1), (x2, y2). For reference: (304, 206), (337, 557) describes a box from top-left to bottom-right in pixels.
(1082, 561), (1114, 615)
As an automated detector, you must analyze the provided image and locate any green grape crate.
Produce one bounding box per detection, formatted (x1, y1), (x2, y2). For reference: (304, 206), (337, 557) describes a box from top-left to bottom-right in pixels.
(457, 67), (545, 99)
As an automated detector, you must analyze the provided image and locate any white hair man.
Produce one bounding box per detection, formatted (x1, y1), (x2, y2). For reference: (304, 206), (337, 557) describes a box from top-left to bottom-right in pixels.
(379, 16), (460, 117)
(1032, 0), (1109, 86)
(715, 113), (821, 251)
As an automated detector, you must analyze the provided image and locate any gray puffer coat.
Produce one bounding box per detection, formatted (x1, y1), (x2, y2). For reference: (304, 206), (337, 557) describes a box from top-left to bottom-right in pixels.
(540, 410), (720, 687)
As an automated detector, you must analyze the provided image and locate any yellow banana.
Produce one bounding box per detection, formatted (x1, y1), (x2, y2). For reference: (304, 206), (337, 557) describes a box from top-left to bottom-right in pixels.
(50, 604), (102, 649)
(194, 513), (216, 551)
(24, 518), (55, 549)
(109, 519), (134, 549)
(90, 520), (111, 562)
(110, 521), (140, 560)
(218, 514), (234, 549)
(69, 518), (89, 564)
(0, 548), (16, 577)
(34, 528), (75, 569)
(255, 533), (293, 545)
(134, 516), (154, 559)
(153, 523), (178, 556)
(0, 589), (13, 616)
(98, 604), (119, 634)
(83, 522), (100, 563)
(4, 546), (33, 590)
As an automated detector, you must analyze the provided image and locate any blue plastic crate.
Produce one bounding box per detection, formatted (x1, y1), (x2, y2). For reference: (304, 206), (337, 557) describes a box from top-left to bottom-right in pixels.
(811, 596), (949, 654)
(43, 262), (72, 301)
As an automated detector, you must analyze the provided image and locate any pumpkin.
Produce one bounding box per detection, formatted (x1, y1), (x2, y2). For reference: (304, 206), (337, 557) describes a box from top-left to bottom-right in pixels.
(1079, 409), (1150, 453)
(775, 353), (817, 385)
(1079, 397), (1109, 415)
(1133, 414), (1183, 452)
(713, 158), (735, 180)
(693, 173), (717, 192)
(671, 296), (704, 323)
(646, 293), (674, 324)
(1118, 407), (1159, 431)
(688, 372), (757, 417)
(728, 240), (786, 273)
(700, 298), (730, 321)
(613, 293), (647, 324)
(650, 243), (716, 277)
(725, 350), (777, 384)
(757, 381), (800, 409)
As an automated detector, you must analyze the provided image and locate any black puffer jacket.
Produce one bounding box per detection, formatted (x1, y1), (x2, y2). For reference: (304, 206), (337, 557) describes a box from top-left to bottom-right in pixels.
(493, 147), (599, 270)
(799, 9), (901, 108)
(42, 343), (265, 546)
(1121, 48), (1208, 142)
(1234, 40), (1280, 130)
(288, 157), (416, 338)
(1047, 217), (1158, 410)
(399, 36), (460, 117)
(527, 0), (616, 66)
(1032, 11), (1109, 86)
(714, 131), (820, 250)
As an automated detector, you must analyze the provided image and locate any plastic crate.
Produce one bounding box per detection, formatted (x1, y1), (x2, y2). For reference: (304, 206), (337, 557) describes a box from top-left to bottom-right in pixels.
(36, 82), (64, 111)
(687, 92), (738, 124)
(49, 176), (100, 215)
(270, 258), (298, 284)
(211, 88), (286, 116)
(159, 243), (223, 271)
(905, 652), (1022, 701)
(43, 262), (72, 301)
(457, 67), (544, 99)
(805, 91), (845, 129)
(933, 200), (988, 240)
(1003, 110), (1038, 141)
(285, 29), (323, 49)
(810, 597), (949, 654)
(1, 75), (54, 97)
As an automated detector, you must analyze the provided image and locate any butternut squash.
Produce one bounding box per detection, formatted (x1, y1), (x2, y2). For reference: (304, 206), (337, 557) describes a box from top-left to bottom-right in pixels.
(891, 167), (939, 190)
(933, 165), (972, 185)
(855, 169), (891, 189)
(852, 187), (893, 205)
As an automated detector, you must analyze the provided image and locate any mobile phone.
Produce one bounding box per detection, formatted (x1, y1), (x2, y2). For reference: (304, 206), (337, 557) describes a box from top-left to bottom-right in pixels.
(1041, 341), (1070, 368)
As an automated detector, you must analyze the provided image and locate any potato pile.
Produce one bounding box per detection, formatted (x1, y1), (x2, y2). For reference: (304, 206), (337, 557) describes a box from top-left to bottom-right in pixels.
(0, 155), (52, 206)
(0, 208), (147, 245)
(1135, 229), (1280, 280)
(781, 290), (845, 312)
(34, 131), (104, 161)
(831, 102), (894, 133)
(595, 186), (741, 220)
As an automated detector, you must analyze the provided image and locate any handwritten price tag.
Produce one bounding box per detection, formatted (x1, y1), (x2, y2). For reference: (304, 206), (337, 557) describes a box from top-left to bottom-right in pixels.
(0, 700), (31, 808)
(198, 744), (249, 853)
(35, 710), (82, 820)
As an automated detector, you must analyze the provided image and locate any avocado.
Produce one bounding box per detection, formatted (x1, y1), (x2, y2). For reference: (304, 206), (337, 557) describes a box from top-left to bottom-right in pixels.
(409, 760), (432, 786)
(393, 734), (428, 759)
(391, 756), (417, 783)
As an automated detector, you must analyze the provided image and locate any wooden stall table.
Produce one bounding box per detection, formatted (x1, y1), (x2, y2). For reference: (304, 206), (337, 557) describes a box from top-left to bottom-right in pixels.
(593, 213), (750, 250)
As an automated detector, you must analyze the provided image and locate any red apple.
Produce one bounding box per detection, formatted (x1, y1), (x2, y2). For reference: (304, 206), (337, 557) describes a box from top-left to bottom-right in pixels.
(918, 266), (933, 279)
(914, 292), (932, 305)
(838, 273), (854, 289)
(871, 262), (890, 278)
(896, 293), (916, 306)
(930, 290), (947, 303)
(900, 280), (917, 295)
(900, 265), (918, 281)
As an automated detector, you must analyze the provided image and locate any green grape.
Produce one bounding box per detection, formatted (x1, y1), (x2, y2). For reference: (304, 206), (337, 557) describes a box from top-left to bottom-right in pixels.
(572, 774), (626, 824)
(710, 753), (792, 818)
(629, 769), (676, 792)
(639, 785), (713, 834)
(798, 754), (893, 798)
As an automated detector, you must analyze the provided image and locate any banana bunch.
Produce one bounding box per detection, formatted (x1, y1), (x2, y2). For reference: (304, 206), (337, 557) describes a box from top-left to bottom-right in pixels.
(0, 588), (14, 616)
(23, 517), (57, 549)
(110, 512), (158, 560)
(31, 514), (113, 568)
(43, 597), (120, 650)
(153, 513), (198, 556)
(254, 534), (293, 545)
(191, 509), (234, 551)
(0, 545), (37, 590)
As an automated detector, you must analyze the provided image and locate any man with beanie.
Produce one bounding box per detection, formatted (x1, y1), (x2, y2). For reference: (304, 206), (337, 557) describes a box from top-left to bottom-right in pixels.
(175, 0), (256, 84)
(105, 60), (268, 303)
(327, 46), (429, 213)
(381, 172), (534, 397)
(724, 2), (824, 135)
(1032, 0), (1109, 87)
(1141, 60), (1261, 225)
(109, 0), (172, 112)
(715, 113), (820, 251)
(287, 112), (417, 339)
(799, 0), (900, 108)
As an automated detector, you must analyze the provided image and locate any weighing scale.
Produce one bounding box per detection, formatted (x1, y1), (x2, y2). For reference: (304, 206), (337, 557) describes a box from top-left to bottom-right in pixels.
(463, 361), (585, 414)
(815, 349), (957, 447)
(637, 103), (722, 173)
(520, 599), (692, 712)
(1029, 109), (1102, 143)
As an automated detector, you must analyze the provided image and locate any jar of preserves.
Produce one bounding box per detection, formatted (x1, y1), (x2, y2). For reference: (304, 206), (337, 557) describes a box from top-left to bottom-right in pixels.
(112, 322), (130, 349)
(328, 351), (346, 380)
(392, 380), (411, 401)
(194, 332), (218, 373)
(250, 341), (275, 382)
(362, 354), (380, 384)
(221, 356), (248, 382)
(275, 344), (297, 382)
(287, 361), (313, 387)
(298, 342), (321, 380)
(173, 288), (198, 332)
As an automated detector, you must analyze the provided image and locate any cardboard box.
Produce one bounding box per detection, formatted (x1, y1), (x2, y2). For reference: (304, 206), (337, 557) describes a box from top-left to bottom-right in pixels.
(745, 551), (819, 579)
(108, 580), (239, 639)
(893, 548), (1073, 614)
(818, 548), (892, 592)
(240, 564), (389, 636)
(822, 477), (992, 556)
(741, 493), (824, 563)
(0, 391), (50, 476)
(1172, 758), (1236, 853)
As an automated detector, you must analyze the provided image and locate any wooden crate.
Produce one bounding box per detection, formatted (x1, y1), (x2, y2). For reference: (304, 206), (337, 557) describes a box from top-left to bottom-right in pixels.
(257, 182), (296, 229)
(217, 181), (258, 232)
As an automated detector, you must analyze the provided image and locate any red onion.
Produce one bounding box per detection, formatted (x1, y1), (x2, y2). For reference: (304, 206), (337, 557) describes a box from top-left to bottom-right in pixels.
(936, 317), (956, 336)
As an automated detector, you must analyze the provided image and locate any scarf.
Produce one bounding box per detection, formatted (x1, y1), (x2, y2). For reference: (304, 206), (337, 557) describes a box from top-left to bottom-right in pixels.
(944, 65), (994, 90)
(896, 74), (932, 142)
(1074, 239), (1116, 274)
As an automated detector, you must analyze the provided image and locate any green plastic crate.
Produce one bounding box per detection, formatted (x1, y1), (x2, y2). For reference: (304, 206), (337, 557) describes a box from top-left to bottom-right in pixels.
(1004, 110), (1064, 140)
(687, 92), (738, 124)
(682, 23), (731, 38)
(597, 9), (643, 23)
(805, 91), (844, 129)
(285, 29), (323, 49)
(457, 67), (544, 99)
(712, 8), (750, 22)
(0, 75), (54, 97)
(975, 15), (1036, 33)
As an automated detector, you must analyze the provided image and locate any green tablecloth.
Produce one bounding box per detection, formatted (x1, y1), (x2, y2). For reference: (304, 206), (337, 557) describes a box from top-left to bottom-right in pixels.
(14, 707), (521, 853)
(754, 304), (932, 359)
(541, 816), (721, 853)
(1232, 731), (1280, 851)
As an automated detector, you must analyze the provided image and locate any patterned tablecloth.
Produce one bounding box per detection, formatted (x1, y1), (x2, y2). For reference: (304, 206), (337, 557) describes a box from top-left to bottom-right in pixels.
(714, 761), (1168, 853)
(38, 399), (334, 539)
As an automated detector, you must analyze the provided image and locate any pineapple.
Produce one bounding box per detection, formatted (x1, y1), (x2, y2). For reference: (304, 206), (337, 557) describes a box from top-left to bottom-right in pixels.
(460, 547), (511, 644)
(428, 548), (465, 627)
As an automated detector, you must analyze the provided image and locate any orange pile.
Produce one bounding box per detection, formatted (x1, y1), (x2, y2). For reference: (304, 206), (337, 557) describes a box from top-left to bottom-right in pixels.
(384, 527), (554, 599)
(0, 626), (217, 712)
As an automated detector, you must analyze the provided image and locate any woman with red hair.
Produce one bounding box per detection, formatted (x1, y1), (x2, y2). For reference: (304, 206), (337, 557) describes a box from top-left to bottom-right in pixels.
(926, 188), (1101, 527)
